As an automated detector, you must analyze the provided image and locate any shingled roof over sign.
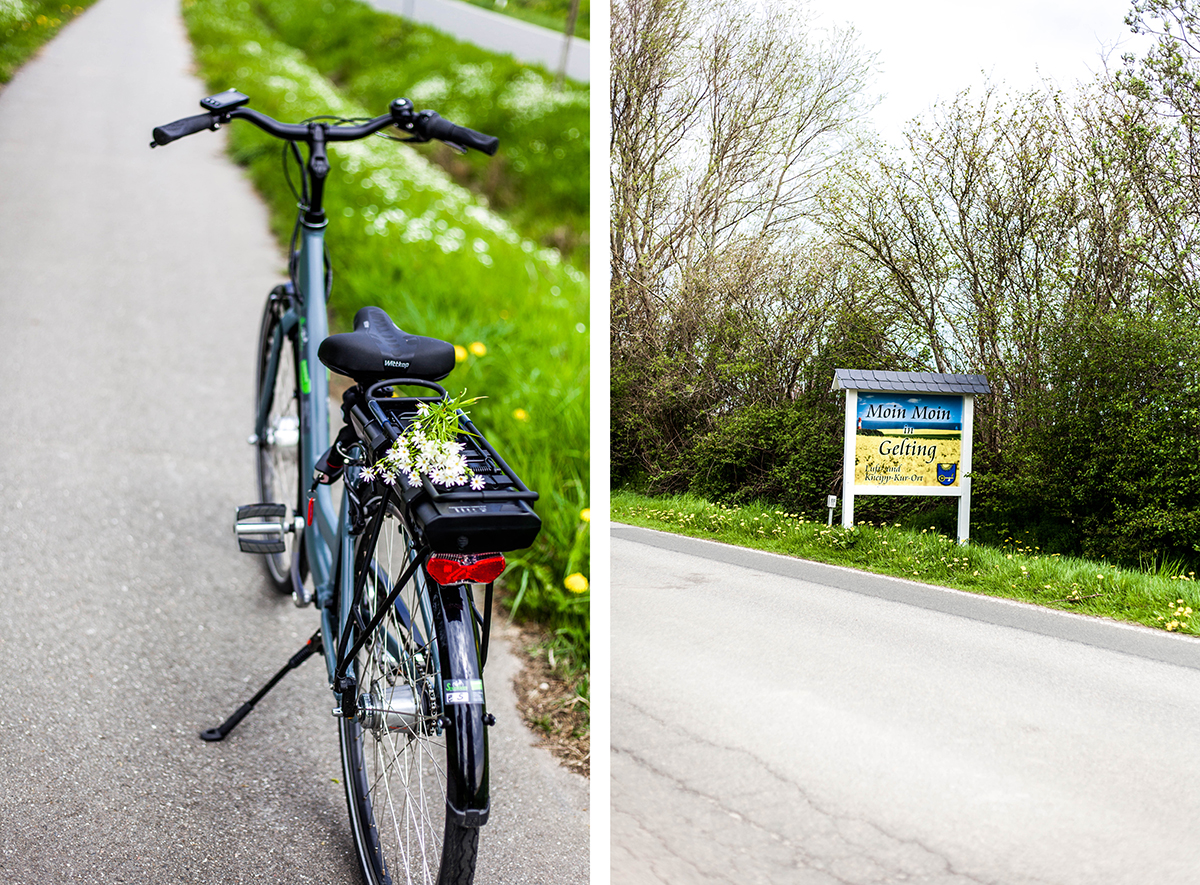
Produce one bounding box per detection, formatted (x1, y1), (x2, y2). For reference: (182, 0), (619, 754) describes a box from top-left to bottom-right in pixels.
(831, 369), (991, 395)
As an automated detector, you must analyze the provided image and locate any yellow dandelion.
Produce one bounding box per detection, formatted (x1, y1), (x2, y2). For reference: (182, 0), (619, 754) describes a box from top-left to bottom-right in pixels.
(564, 572), (589, 593)
(512, 408), (529, 422)
(469, 341), (487, 357)
(454, 344), (467, 362)
(579, 508), (591, 523)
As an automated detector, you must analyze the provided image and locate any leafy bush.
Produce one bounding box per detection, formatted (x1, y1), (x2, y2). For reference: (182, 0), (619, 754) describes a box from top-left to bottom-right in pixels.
(974, 311), (1200, 569)
(686, 403), (840, 512)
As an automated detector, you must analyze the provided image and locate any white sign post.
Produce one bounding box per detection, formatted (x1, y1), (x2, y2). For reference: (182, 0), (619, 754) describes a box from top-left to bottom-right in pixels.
(833, 371), (989, 543)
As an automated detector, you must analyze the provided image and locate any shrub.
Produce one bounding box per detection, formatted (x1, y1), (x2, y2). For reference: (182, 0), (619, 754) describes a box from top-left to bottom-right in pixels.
(686, 403), (841, 513)
(974, 311), (1200, 569)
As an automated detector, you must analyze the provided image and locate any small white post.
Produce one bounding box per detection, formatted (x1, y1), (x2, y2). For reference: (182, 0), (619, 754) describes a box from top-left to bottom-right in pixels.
(841, 389), (857, 529)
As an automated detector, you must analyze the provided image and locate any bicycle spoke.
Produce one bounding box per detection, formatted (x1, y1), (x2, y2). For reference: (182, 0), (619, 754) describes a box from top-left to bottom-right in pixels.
(373, 729), (445, 881)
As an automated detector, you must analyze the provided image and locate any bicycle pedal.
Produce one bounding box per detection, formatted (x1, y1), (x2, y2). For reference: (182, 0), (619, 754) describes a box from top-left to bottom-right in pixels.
(237, 503), (287, 520)
(233, 503), (290, 554)
(238, 537), (287, 554)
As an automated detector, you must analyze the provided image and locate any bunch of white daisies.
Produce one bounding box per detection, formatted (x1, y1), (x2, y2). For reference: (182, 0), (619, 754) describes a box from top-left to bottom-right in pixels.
(361, 392), (486, 491)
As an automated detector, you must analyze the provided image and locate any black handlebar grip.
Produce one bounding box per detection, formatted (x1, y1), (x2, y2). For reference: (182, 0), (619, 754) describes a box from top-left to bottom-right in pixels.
(419, 111), (499, 156)
(151, 112), (218, 146)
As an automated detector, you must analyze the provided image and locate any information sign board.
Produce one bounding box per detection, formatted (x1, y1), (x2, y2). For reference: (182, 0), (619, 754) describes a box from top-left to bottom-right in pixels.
(833, 371), (990, 543)
(854, 393), (964, 490)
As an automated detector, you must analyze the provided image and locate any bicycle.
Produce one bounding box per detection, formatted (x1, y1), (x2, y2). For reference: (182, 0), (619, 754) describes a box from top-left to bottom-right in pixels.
(151, 89), (541, 885)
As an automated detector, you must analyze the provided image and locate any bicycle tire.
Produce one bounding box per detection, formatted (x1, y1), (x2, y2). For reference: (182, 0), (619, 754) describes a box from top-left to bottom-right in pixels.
(254, 289), (304, 591)
(339, 502), (480, 885)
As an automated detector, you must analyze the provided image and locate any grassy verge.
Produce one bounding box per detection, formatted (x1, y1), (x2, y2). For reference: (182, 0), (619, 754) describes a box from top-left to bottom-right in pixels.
(1, 0), (99, 83)
(512, 621), (589, 776)
(182, 0), (590, 691)
(459, 0), (590, 41)
(248, 0), (588, 264)
(614, 490), (1200, 636)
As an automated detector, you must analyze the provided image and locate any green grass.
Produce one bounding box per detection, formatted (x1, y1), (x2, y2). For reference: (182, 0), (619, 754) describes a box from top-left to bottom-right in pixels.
(0, 0), (99, 83)
(614, 490), (1200, 636)
(247, 0), (589, 264)
(459, 0), (590, 42)
(181, 0), (590, 685)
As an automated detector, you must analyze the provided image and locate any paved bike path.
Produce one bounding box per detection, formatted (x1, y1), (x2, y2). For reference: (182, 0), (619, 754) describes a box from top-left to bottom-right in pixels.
(0, 0), (587, 881)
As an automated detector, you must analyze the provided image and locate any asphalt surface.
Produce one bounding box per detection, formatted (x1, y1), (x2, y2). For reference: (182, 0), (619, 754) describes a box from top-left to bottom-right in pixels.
(367, 0), (590, 82)
(612, 524), (1200, 885)
(0, 0), (587, 881)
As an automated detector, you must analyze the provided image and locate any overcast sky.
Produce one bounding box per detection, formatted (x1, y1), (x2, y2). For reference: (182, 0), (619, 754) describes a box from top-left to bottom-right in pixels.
(803, 0), (1157, 142)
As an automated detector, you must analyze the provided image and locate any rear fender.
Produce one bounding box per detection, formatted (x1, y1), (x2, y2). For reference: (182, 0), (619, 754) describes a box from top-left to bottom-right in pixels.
(432, 581), (489, 827)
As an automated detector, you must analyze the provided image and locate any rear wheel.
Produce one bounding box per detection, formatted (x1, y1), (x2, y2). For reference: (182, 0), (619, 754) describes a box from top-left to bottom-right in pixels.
(254, 290), (303, 592)
(339, 502), (479, 885)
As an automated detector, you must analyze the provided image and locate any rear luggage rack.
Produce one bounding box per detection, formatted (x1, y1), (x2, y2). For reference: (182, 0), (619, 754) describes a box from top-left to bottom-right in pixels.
(349, 379), (542, 553)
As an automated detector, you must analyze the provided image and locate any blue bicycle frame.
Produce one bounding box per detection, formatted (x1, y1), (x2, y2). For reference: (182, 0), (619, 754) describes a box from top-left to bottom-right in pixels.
(294, 220), (337, 611)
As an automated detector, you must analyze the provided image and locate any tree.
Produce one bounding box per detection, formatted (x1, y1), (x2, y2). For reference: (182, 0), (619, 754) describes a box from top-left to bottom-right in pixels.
(820, 86), (1092, 446)
(1119, 0), (1200, 307)
(610, 0), (876, 481)
(1125, 0), (1200, 123)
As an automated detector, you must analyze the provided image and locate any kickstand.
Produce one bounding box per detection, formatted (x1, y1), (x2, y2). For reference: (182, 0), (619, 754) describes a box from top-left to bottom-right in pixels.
(200, 631), (322, 742)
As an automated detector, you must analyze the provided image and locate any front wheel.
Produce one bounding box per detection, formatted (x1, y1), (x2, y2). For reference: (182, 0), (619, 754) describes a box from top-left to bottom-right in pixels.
(339, 502), (481, 885)
(254, 287), (304, 592)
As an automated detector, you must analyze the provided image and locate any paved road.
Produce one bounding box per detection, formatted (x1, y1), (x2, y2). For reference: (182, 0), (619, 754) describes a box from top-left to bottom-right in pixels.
(612, 524), (1200, 885)
(368, 0), (590, 82)
(0, 1), (587, 882)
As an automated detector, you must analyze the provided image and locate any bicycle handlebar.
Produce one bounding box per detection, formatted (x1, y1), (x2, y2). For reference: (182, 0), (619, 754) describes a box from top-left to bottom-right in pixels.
(151, 112), (219, 146)
(403, 109), (499, 156)
(228, 107), (395, 142)
(149, 93), (499, 156)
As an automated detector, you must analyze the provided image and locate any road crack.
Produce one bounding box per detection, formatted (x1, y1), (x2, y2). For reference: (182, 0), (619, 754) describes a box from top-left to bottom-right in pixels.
(613, 695), (1027, 885)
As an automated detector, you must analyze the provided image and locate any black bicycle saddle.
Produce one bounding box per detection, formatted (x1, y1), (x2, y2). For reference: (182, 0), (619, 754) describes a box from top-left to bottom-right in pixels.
(318, 306), (456, 384)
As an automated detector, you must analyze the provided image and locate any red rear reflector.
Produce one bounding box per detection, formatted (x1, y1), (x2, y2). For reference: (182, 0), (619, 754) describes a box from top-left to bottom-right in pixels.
(426, 553), (506, 586)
